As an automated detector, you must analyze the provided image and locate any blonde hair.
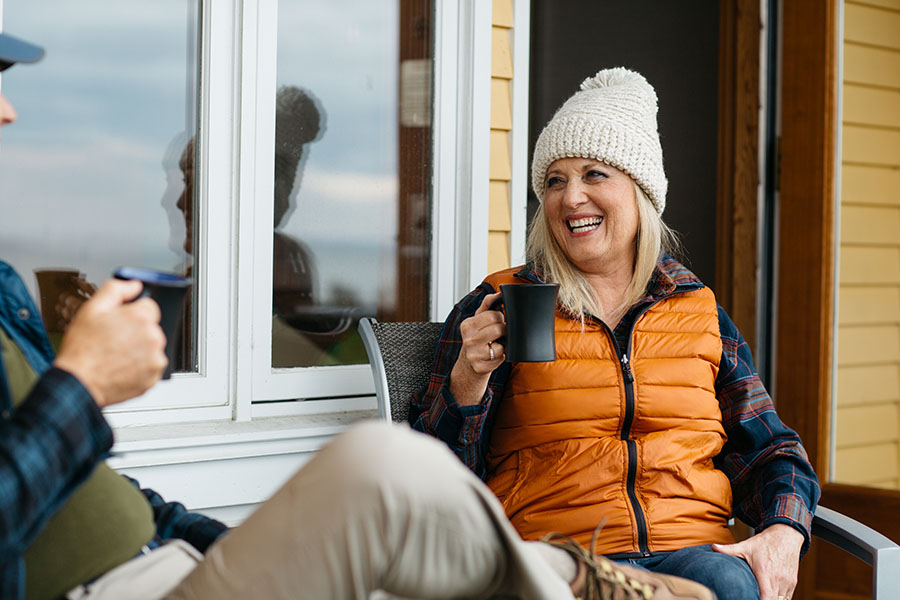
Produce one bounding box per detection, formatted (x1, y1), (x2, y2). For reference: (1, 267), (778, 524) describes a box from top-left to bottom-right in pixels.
(525, 181), (680, 322)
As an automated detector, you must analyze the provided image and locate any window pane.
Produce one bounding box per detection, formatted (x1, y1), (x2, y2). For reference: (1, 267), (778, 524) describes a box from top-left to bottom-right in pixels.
(273, 0), (433, 368)
(0, 1), (201, 371)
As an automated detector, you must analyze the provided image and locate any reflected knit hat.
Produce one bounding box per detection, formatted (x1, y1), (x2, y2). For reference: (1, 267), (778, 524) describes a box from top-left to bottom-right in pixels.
(531, 67), (667, 215)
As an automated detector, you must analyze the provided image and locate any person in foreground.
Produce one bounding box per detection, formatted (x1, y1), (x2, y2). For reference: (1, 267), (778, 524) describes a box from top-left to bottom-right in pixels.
(411, 67), (820, 600)
(0, 33), (715, 600)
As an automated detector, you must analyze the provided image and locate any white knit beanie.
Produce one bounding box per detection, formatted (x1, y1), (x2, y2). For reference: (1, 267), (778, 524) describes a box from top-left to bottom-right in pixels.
(531, 67), (667, 215)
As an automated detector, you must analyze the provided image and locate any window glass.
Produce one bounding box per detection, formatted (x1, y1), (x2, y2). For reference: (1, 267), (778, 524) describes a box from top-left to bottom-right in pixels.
(272, 0), (434, 368)
(0, 1), (200, 371)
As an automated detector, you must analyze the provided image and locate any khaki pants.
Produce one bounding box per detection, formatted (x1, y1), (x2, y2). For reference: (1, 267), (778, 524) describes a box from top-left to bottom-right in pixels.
(76, 422), (573, 600)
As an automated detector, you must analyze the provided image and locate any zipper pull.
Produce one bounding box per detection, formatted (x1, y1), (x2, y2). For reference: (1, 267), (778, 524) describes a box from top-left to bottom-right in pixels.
(620, 354), (634, 382)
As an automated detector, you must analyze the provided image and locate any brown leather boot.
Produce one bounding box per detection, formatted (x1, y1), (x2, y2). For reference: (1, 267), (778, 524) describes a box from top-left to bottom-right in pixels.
(541, 531), (716, 600)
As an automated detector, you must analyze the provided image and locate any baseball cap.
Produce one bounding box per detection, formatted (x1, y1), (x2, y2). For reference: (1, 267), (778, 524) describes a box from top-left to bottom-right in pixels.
(0, 31), (44, 72)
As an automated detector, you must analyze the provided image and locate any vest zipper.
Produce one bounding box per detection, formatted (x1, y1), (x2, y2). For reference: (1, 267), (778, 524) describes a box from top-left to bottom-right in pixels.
(618, 351), (650, 556)
(592, 283), (700, 557)
(597, 303), (657, 558)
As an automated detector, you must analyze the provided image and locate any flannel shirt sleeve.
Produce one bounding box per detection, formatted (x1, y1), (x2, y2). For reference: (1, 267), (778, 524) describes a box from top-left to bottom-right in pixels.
(714, 306), (821, 553)
(0, 367), (112, 563)
(125, 477), (228, 553)
(408, 282), (512, 480)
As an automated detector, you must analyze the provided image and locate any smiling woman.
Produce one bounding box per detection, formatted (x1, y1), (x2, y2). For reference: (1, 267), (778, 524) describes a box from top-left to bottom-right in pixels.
(410, 68), (820, 600)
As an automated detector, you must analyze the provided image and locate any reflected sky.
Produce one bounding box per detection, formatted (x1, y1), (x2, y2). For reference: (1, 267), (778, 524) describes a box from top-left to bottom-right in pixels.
(0, 0), (196, 296)
(276, 0), (400, 306)
(0, 0), (404, 307)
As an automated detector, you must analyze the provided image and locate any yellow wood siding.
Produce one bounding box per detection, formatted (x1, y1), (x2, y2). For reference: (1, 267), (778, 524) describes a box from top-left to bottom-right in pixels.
(837, 325), (900, 366)
(845, 3), (900, 51)
(844, 43), (900, 88)
(839, 247), (900, 284)
(489, 181), (512, 230)
(488, 0), (514, 275)
(834, 1), (900, 487)
(834, 442), (899, 485)
(838, 287), (900, 325)
(840, 205), (900, 245)
(843, 86), (900, 129)
(837, 364), (900, 406)
(855, 0), (900, 11)
(843, 125), (900, 166)
(836, 403), (900, 447)
(842, 165), (900, 205)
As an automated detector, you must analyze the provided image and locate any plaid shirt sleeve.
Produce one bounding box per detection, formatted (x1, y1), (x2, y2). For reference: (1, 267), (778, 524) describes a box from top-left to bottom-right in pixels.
(125, 477), (228, 553)
(408, 282), (512, 480)
(0, 367), (113, 592)
(715, 306), (820, 553)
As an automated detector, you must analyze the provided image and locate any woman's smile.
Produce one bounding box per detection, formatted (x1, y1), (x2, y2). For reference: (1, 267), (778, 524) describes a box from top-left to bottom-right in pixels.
(566, 214), (604, 235)
(544, 157), (639, 275)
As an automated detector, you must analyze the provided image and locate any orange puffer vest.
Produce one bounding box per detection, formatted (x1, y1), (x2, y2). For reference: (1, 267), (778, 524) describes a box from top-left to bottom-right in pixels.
(483, 268), (734, 555)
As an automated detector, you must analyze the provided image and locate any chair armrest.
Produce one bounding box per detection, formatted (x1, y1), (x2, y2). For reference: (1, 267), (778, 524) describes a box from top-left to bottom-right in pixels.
(812, 505), (900, 599)
(358, 318), (390, 422)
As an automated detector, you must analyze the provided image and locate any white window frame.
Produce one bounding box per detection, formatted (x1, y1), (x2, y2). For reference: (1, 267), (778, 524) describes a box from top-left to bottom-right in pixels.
(509, 0), (531, 267)
(246, 0), (494, 419)
(2, 0), (519, 523)
(1, 0), (496, 430)
(103, 0), (239, 427)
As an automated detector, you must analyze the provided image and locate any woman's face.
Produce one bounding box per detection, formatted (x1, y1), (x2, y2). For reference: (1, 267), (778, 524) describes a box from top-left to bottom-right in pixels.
(543, 158), (639, 276)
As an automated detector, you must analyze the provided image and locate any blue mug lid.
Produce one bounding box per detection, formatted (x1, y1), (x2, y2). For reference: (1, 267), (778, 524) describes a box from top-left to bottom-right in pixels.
(113, 266), (192, 287)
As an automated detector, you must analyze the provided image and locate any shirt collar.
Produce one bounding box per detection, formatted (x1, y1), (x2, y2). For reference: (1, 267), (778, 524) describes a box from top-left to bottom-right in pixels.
(515, 253), (705, 299)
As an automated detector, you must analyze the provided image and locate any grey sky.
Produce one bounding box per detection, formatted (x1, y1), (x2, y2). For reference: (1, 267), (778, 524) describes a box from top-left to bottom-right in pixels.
(0, 0), (409, 308)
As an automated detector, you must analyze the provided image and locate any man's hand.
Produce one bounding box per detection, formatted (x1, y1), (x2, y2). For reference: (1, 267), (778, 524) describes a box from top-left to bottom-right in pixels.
(712, 523), (804, 600)
(53, 279), (167, 407)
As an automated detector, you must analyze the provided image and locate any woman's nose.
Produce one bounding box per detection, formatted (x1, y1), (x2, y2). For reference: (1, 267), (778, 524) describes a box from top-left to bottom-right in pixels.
(561, 180), (586, 208)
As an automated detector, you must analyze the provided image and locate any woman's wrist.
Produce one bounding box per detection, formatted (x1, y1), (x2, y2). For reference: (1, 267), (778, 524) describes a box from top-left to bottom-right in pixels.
(448, 358), (491, 407)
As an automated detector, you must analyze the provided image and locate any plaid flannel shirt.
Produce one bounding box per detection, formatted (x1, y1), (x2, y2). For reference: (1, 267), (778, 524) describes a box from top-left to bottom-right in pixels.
(409, 256), (820, 553)
(0, 261), (227, 599)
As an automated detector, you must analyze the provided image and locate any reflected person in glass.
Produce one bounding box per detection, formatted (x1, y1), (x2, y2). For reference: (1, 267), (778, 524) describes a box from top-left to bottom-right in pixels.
(174, 86), (350, 368)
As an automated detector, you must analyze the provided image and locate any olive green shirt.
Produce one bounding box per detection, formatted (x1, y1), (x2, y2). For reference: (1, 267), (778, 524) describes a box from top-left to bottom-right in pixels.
(0, 328), (156, 600)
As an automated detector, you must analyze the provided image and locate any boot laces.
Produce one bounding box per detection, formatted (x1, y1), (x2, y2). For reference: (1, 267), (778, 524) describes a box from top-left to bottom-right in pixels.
(541, 525), (655, 600)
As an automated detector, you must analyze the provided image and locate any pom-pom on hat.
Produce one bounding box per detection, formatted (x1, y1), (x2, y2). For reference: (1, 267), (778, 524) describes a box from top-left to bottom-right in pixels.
(531, 67), (667, 215)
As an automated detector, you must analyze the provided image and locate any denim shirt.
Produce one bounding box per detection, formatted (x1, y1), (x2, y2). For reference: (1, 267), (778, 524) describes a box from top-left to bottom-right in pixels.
(0, 261), (226, 599)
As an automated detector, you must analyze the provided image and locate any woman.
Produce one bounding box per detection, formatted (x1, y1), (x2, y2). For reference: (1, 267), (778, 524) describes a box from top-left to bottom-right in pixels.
(411, 68), (820, 600)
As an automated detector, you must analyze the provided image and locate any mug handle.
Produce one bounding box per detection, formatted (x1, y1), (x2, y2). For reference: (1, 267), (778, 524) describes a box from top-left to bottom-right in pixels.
(113, 268), (152, 303)
(488, 292), (508, 347)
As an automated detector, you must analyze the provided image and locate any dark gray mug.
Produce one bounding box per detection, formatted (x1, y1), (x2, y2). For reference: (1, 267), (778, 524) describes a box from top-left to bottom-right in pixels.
(114, 267), (192, 379)
(497, 283), (558, 363)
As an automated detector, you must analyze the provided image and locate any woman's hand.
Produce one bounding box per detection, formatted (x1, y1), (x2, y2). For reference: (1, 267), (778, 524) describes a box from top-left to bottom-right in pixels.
(448, 292), (506, 406)
(712, 523), (804, 600)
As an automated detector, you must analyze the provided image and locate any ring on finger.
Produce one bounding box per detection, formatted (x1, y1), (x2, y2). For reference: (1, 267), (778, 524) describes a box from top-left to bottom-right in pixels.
(488, 341), (495, 361)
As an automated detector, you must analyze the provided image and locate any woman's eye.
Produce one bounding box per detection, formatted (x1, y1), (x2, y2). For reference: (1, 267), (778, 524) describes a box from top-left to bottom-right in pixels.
(586, 170), (606, 180)
(547, 176), (564, 188)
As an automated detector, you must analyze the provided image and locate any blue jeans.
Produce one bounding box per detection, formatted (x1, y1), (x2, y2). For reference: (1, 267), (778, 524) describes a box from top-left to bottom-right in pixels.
(618, 545), (760, 600)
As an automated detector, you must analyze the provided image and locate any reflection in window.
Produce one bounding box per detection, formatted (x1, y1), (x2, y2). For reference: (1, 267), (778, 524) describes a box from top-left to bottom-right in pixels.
(0, 1), (201, 372)
(273, 0), (433, 368)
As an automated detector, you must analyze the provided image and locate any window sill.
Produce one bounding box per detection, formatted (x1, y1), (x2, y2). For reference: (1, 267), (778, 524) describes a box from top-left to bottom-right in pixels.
(108, 409), (379, 525)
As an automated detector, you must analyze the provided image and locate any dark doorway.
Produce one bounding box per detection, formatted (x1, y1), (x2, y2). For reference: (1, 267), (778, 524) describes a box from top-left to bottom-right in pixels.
(528, 1), (720, 288)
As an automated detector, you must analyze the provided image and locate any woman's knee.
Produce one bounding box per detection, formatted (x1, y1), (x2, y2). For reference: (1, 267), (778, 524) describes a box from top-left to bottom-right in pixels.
(665, 551), (759, 600)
